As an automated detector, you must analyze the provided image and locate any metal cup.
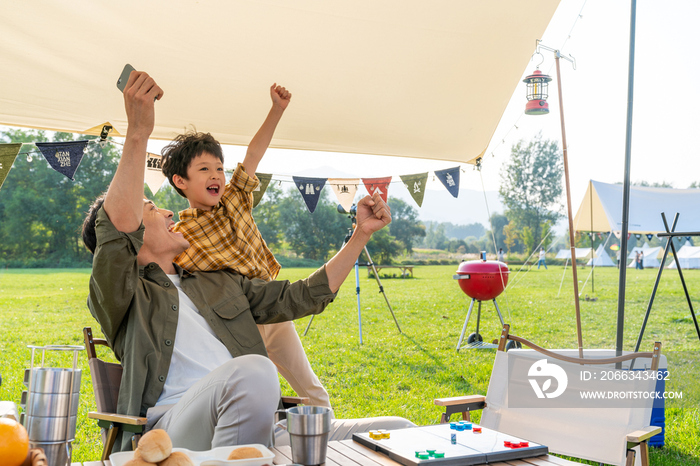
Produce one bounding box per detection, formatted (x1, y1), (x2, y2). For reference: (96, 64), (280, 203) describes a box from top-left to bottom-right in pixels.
(275, 406), (332, 465)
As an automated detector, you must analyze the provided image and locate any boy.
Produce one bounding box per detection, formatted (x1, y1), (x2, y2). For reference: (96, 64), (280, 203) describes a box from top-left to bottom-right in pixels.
(161, 84), (331, 409)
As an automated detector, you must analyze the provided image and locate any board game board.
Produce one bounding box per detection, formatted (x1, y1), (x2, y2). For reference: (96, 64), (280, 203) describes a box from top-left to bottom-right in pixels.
(353, 423), (548, 466)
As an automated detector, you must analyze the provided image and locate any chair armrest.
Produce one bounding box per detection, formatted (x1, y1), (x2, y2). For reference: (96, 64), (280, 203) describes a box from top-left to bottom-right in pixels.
(434, 395), (486, 407)
(281, 396), (310, 409)
(88, 411), (148, 425)
(627, 425), (662, 443)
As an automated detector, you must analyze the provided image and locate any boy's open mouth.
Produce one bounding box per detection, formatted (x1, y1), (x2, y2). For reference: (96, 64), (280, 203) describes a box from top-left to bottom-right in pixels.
(207, 185), (220, 194)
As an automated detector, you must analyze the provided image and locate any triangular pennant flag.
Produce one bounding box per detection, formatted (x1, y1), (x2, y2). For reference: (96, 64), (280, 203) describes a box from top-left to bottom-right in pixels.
(82, 121), (124, 137)
(613, 231), (621, 239)
(362, 176), (392, 202)
(35, 140), (88, 180)
(434, 167), (460, 198)
(0, 143), (22, 191)
(686, 236), (692, 242)
(253, 173), (272, 207)
(635, 234), (642, 240)
(293, 176), (327, 213)
(144, 152), (167, 194)
(400, 173), (429, 207)
(646, 234), (654, 241)
(328, 178), (359, 213)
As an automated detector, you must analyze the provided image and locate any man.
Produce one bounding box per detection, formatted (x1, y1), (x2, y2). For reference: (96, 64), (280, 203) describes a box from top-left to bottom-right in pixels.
(82, 70), (413, 452)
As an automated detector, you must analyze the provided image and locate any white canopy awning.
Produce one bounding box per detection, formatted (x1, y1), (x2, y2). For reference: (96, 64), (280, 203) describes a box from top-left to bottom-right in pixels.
(0, 1), (559, 163)
(574, 180), (700, 234)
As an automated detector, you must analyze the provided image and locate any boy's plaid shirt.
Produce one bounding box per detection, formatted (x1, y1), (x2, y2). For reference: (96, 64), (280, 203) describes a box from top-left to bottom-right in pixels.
(173, 163), (280, 280)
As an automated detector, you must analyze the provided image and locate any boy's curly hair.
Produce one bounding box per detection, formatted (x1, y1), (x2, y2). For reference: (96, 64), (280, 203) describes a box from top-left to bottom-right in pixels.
(161, 131), (224, 198)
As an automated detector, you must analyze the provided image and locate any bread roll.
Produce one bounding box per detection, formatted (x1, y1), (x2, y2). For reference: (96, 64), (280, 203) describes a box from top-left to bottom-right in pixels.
(227, 446), (263, 459)
(137, 429), (173, 463)
(158, 451), (194, 466)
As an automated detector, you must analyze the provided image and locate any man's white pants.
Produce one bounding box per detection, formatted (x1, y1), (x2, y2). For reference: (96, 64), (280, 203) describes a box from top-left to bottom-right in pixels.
(152, 354), (280, 450)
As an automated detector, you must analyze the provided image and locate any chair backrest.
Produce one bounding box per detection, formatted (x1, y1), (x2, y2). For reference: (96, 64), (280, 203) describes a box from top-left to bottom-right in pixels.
(83, 327), (122, 414)
(481, 334), (662, 466)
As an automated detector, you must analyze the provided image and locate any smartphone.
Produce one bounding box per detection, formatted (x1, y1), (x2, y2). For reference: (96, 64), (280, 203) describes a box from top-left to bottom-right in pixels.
(116, 64), (135, 92)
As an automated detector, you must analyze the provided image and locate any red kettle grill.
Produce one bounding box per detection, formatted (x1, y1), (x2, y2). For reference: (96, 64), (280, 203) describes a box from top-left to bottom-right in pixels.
(453, 253), (513, 351)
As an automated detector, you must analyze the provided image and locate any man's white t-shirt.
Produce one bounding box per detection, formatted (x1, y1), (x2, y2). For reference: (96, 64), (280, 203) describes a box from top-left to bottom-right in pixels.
(156, 274), (234, 406)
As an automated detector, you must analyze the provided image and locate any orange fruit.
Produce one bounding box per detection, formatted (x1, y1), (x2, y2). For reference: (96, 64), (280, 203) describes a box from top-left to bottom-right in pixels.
(0, 418), (30, 466)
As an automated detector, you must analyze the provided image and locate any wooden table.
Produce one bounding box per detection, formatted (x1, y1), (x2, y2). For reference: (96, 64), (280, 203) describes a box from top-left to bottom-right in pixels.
(75, 440), (587, 466)
(367, 265), (414, 278)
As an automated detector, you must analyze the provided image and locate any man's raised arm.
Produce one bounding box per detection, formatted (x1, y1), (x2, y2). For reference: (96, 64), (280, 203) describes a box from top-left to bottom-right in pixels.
(103, 70), (164, 232)
(325, 193), (391, 292)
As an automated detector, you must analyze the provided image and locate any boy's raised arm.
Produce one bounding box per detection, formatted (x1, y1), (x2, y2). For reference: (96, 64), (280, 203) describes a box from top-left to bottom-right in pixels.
(242, 83), (291, 175)
(103, 70), (163, 232)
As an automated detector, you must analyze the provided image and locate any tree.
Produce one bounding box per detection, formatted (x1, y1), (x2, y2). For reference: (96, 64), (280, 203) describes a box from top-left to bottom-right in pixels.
(387, 197), (425, 253)
(252, 183), (284, 248)
(489, 213), (509, 250)
(499, 134), (563, 248)
(0, 128), (120, 266)
(366, 228), (403, 264)
(521, 226), (534, 254)
(503, 222), (519, 253)
(277, 189), (346, 261)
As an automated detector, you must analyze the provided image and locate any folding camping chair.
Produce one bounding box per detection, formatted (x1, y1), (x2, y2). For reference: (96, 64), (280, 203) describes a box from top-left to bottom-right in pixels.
(434, 325), (662, 466)
(83, 327), (309, 460)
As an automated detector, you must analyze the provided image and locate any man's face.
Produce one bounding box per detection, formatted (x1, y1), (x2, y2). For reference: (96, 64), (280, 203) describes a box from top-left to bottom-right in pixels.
(141, 200), (190, 257)
(175, 151), (225, 211)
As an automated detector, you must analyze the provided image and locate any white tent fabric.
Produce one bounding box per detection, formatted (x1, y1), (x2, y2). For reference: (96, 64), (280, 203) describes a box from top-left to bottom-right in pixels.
(667, 241), (700, 269)
(574, 180), (700, 234)
(0, 1), (560, 164)
(627, 244), (661, 269)
(587, 244), (615, 267)
(555, 247), (592, 259)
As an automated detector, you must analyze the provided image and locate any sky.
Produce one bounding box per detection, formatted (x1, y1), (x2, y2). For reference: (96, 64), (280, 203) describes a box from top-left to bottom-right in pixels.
(147, 0), (700, 228)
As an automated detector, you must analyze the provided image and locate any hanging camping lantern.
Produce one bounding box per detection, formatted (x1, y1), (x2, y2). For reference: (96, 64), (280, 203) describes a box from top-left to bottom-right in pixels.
(523, 69), (552, 115)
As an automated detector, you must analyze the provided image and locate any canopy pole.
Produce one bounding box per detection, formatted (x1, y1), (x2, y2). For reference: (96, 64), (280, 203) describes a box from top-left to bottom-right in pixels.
(554, 52), (584, 358)
(590, 181), (594, 293)
(616, 0), (637, 357)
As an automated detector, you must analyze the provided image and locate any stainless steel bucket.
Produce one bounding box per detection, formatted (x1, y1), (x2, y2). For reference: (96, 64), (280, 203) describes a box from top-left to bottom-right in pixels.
(23, 344), (83, 466)
(276, 406), (332, 466)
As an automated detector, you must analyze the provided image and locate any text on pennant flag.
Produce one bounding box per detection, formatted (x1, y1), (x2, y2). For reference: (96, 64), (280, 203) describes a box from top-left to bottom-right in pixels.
(293, 176), (327, 213)
(35, 140), (89, 180)
(0, 143), (22, 191)
(399, 172), (429, 207)
(362, 176), (391, 202)
(328, 178), (359, 213)
(144, 152), (167, 195)
(253, 173), (272, 207)
(434, 166), (460, 198)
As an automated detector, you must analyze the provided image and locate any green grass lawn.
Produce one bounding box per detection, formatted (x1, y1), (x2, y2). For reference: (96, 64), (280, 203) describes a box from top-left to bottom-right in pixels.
(1, 265), (698, 465)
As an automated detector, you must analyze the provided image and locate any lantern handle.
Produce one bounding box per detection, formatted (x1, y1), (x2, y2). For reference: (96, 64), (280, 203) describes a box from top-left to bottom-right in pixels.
(530, 50), (546, 69)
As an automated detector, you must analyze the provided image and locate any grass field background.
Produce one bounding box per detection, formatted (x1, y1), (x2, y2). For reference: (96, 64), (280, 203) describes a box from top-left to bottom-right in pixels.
(0, 264), (698, 465)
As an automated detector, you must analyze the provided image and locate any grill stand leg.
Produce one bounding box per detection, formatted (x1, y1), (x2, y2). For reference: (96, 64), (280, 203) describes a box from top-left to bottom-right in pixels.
(492, 299), (505, 326)
(456, 298), (476, 352)
(474, 301), (482, 339)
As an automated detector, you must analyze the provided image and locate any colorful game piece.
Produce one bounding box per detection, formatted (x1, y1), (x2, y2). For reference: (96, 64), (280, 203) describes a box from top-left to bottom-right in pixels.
(464, 422), (472, 430)
(426, 449), (436, 456)
(504, 441), (512, 447)
(520, 441), (529, 447)
(417, 452), (430, 460)
(434, 451), (445, 458)
(378, 429), (391, 439)
(472, 427), (482, 434)
(450, 422), (458, 430)
(369, 430), (381, 440)
(456, 424), (465, 431)
(416, 450), (427, 458)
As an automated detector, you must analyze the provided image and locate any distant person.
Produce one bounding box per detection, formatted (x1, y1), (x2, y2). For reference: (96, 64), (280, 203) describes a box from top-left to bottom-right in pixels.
(635, 251), (641, 269)
(537, 247), (547, 269)
(616, 249), (621, 268)
(498, 248), (505, 263)
(639, 250), (644, 270)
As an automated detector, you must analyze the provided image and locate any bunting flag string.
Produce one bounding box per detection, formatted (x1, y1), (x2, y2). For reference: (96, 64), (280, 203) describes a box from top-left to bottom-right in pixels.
(35, 140), (88, 180)
(1, 137), (475, 208)
(253, 173), (272, 207)
(362, 176), (392, 202)
(328, 178), (359, 213)
(434, 166), (460, 198)
(400, 172), (429, 207)
(646, 234), (654, 241)
(293, 176), (327, 213)
(144, 152), (167, 195)
(0, 143), (22, 190)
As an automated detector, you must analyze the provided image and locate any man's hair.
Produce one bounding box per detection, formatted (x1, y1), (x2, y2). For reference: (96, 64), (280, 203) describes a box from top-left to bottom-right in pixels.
(161, 131), (224, 198)
(82, 194), (107, 255)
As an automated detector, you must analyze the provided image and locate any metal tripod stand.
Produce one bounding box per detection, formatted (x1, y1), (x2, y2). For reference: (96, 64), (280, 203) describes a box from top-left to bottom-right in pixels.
(304, 207), (402, 344)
